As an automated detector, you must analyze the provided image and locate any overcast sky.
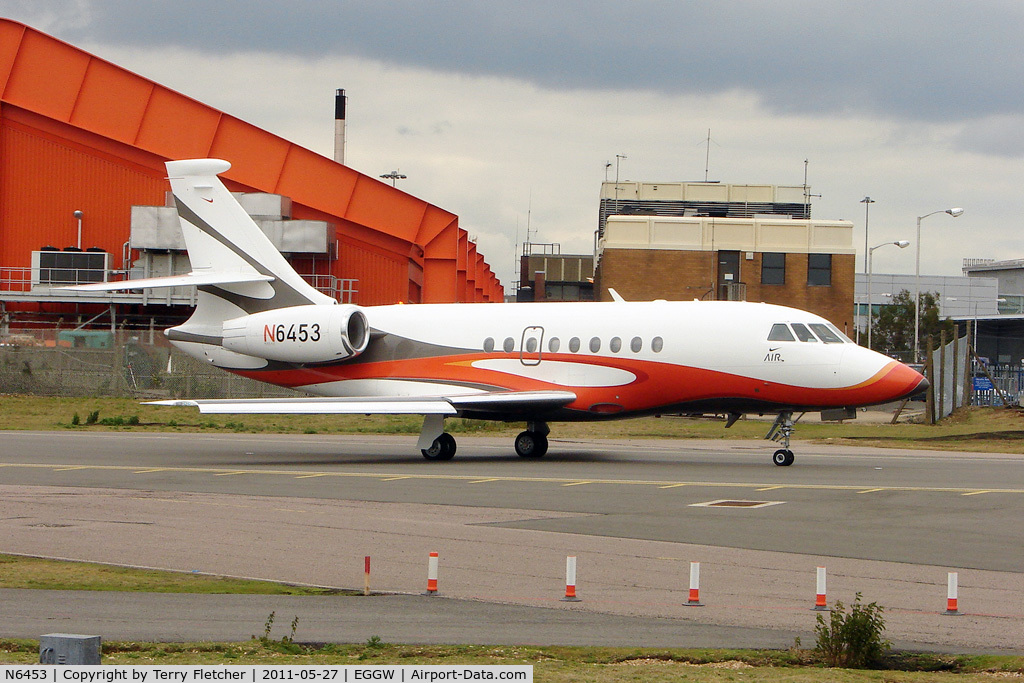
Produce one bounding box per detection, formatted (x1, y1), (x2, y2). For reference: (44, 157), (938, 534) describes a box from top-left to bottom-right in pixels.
(4, 0), (1024, 291)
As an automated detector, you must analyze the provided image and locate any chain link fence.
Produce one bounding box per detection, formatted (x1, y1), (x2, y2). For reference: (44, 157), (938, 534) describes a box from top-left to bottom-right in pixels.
(0, 329), (302, 399)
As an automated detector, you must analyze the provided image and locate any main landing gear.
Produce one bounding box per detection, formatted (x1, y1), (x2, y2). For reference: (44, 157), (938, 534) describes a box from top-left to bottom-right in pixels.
(418, 416), (550, 461)
(765, 411), (797, 466)
(421, 432), (457, 461)
(514, 422), (549, 458)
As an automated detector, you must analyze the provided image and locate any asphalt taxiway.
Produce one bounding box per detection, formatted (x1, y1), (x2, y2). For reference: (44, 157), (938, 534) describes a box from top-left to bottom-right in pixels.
(0, 430), (1021, 652)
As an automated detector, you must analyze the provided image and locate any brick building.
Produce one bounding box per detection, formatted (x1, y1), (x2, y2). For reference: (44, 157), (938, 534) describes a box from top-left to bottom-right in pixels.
(595, 213), (856, 334)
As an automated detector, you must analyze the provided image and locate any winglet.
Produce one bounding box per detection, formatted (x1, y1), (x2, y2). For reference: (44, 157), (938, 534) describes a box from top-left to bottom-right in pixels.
(608, 288), (626, 302)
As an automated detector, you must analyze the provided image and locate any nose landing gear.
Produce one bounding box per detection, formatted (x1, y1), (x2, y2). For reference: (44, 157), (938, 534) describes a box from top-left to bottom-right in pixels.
(766, 411), (797, 466)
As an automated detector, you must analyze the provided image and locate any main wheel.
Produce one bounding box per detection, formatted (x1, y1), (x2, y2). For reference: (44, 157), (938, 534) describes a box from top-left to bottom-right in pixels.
(422, 433), (457, 460)
(515, 431), (548, 458)
(772, 449), (795, 466)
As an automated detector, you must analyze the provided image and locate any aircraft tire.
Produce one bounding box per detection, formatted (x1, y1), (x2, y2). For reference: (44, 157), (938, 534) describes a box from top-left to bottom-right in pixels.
(515, 431), (548, 458)
(422, 433), (457, 461)
(772, 449), (794, 466)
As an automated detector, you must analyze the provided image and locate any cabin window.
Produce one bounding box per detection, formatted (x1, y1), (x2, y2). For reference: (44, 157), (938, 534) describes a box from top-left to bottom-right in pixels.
(652, 336), (664, 353)
(589, 337), (601, 353)
(569, 337), (581, 353)
(630, 336), (643, 353)
(503, 337), (515, 352)
(549, 337), (561, 352)
(810, 323), (843, 344)
(767, 323), (796, 342)
(525, 337), (538, 353)
(790, 323), (818, 342)
(483, 337), (495, 352)
(610, 337), (622, 353)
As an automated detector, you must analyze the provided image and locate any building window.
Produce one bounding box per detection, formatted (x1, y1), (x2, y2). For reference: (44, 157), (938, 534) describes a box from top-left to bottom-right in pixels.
(761, 253), (786, 285)
(808, 253), (832, 286)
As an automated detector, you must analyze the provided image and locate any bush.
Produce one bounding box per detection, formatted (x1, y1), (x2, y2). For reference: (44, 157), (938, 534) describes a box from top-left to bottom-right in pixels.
(814, 592), (891, 668)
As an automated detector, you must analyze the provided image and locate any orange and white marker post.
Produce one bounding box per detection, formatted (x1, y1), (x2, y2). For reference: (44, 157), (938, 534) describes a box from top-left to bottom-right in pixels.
(944, 572), (960, 615)
(813, 566), (829, 611)
(424, 551), (439, 596)
(363, 556), (371, 596)
(561, 555), (581, 601)
(685, 561), (704, 606)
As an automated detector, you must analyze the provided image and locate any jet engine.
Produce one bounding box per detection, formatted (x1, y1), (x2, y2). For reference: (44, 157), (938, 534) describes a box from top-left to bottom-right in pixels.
(221, 304), (369, 363)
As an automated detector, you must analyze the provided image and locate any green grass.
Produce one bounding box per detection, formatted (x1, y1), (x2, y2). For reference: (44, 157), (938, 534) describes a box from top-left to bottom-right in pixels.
(0, 553), (354, 595)
(0, 639), (1021, 680)
(2, 395), (1023, 453)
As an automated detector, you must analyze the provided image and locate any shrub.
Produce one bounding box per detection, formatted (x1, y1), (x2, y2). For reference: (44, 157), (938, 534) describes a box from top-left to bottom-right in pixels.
(814, 592), (891, 668)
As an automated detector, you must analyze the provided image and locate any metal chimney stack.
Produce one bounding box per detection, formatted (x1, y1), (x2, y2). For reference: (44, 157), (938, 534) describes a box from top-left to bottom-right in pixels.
(334, 88), (347, 165)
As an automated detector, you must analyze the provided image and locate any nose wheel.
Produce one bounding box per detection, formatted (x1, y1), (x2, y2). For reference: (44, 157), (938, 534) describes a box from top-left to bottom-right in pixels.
(772, 448), (795, 466)
(766, 411), (798, 466)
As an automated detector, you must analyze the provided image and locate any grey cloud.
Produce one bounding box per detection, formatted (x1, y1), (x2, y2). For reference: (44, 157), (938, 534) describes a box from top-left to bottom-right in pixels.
(953, 116), (1024, 157)
(6, 0), (1024, 122)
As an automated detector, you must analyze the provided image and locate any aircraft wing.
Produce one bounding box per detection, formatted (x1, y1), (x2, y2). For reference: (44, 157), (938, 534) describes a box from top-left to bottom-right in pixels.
(146, 390), (577, 416)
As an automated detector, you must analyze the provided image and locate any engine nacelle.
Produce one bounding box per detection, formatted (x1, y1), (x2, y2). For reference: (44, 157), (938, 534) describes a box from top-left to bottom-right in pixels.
(221, 304), (369, 363)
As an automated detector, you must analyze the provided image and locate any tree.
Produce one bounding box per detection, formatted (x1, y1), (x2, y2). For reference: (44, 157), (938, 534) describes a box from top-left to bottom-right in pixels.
(866, 289), (954, 360)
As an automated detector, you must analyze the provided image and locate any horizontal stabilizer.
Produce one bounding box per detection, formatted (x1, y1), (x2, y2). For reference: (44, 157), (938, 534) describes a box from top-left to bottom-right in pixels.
(59, 272), (275, 292)
(146, 390), (577, 416)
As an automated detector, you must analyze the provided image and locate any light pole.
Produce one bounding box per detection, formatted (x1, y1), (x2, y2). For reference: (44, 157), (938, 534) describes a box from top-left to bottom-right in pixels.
(867, 240), (910, 350)
(73, 210), (83, 250)
(914, 207), (964, 362)
(860, 196), (875, 275)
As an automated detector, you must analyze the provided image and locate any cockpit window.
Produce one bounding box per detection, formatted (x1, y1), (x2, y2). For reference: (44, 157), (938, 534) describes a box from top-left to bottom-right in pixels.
(790, 323), (818, 342)
(768, 323), (796, 342)
(810, 323), (843, 344)
(825, 323), (853, 343)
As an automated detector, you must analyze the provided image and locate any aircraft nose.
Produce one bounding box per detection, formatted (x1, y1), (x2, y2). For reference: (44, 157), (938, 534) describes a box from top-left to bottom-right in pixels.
(890, 362), (928, 401)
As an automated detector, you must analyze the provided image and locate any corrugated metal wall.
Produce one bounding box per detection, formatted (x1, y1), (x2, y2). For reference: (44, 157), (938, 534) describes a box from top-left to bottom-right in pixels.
(0, 113), (166, 267)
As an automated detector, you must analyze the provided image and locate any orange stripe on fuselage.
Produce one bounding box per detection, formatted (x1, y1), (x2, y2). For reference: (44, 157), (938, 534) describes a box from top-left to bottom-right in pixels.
(230, 353), (921, 413)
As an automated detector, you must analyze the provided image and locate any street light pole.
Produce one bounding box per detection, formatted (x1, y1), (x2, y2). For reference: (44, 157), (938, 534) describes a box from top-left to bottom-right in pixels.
(914, 208), (964, 362)
(860, 196), (875, 275)
(867, 240), (910, 351)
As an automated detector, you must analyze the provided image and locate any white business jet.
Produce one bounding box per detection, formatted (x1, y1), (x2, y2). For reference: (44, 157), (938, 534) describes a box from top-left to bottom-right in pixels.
(72, 159), (928, 466)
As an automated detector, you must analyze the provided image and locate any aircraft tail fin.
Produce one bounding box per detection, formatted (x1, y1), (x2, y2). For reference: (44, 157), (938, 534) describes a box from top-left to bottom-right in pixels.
(165, 159), (332, 314)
